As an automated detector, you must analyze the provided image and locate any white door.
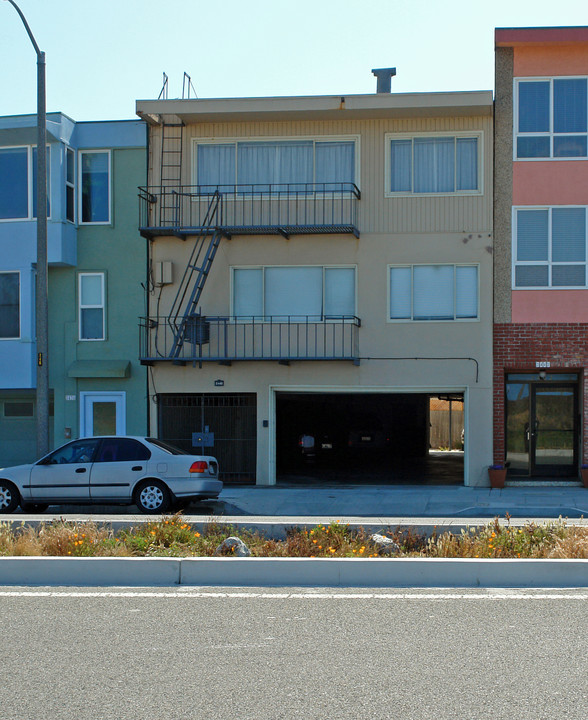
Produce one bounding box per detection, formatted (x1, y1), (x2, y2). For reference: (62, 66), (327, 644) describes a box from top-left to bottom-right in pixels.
(80, 392), (126, 436)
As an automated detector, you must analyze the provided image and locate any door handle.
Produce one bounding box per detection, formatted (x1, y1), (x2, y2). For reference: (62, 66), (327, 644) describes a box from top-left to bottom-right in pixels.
(75, 468), (86, 474)
(132, 466), (143, 471)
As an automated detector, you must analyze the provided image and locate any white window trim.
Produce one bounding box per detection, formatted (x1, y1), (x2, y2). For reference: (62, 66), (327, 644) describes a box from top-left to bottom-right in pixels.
(387, 263), (480, 323)
(78, 272), (106, 341)
(384, 131), (483, 198)
(191, 134), (361, 190)
(0, 144), (51, 223)
(65, 146), (76, 224)
(0, 270), (21, 340)
(78, 149), (111, 225)
(514, 76), (588, 161)
(512, 205), (588, 289)
(79, 391), (126, 436)
(230, 264), (358, 320)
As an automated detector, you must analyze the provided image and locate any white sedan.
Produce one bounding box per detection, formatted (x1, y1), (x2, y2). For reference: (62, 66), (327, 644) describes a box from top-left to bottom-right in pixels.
(0, 436), (221, 514)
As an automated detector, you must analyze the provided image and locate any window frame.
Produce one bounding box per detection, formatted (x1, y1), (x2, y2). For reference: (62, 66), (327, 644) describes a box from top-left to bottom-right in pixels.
(0, 144), (51, 222)
(0, 270), (21, 340)
(387, 263), (480, 323)
(514, 76), (588, 161)
(230, 264), (358, 321)
(78, 149), (111, 225)
(191, 134), (360, 191)
(384, 131), (483, 198)
(65, 146), (76, 224)
(78, 272), (106, 341)
(512, 206), (588, 289)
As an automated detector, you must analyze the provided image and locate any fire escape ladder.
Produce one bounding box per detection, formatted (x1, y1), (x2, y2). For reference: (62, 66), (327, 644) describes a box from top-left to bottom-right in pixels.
(159, 121), (184, 227)
(168, 192), (223, 359)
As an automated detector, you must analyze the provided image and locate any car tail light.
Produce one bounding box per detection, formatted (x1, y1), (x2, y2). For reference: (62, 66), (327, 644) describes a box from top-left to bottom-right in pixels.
(189, 461), (208, 473)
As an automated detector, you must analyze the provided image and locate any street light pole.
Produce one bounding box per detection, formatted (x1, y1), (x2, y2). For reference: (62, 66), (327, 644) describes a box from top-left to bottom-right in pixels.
(4, 0), (49, 456)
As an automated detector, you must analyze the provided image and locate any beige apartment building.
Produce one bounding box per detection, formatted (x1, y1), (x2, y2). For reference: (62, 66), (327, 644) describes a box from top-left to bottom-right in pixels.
(136, 77), (494, 487)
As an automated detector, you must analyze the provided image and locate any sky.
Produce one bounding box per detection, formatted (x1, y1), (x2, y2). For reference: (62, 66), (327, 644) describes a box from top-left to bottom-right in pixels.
(1, 0), (588, 122)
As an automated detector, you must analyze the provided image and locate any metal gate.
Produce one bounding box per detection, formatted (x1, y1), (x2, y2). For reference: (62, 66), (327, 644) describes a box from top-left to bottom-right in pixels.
(157, 393), (257, 482)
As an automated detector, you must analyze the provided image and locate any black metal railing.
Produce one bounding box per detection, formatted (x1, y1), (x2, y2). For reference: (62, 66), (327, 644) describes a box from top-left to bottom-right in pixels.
(139, 315), (361, 364)
(138, 183), (360, 238)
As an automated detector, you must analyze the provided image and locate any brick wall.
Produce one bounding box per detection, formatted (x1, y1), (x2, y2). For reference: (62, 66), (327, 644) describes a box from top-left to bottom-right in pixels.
(493, 323), (588, 464)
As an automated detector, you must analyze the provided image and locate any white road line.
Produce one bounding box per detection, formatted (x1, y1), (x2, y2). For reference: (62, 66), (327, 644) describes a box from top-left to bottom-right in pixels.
(0, 590), (586, 600)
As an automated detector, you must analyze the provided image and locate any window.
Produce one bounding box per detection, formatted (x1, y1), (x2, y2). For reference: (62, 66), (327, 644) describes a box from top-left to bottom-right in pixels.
(43, 438), (99, 465)
(514, 207), (587, 287)
(232, 266), (356, 319)
(3, 401), (33, 418)
(0, 146), (50, 220)
(389, 264), (478, 321)
(387, 133), (480, 195)
(80, 151), (110, 223)
(0, 272), (20, 338)
(516, 78), (588, 159)
(96, 438), (151, 463)
(79, 273), (105, 340)
(66, 147), (75, 223)
(194, 138), (357, 190)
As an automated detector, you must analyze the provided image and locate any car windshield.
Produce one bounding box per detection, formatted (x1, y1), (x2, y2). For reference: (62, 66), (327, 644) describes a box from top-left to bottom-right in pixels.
(146, 438), (189, 455)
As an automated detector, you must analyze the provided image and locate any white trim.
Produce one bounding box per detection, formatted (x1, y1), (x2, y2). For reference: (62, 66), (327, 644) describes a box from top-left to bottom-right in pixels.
(78, 272), (106, 341)
(78, 149), (111, 225)
(514, 76), (588, 161)
(387, 263), (480, 323)
(512, 205), (588, 289)
(0, 270), (21, 340)
(384, 130), (483, 197)
(191, 134), (361, 189)
(79, 391), (126, 436)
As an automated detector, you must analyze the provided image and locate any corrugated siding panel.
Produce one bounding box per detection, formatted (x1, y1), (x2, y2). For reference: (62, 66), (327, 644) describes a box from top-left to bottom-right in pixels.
(151, 114), (493, 235)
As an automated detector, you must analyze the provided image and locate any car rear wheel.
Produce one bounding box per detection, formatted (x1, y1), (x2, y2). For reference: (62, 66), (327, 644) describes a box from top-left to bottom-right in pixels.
(134, 480), (171, 514)
(20, 502), (49, 513)
(0, 481), (20, 514)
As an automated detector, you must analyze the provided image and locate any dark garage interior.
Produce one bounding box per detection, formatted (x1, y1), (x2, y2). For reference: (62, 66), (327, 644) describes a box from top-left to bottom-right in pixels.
(276, 391), (464, 485)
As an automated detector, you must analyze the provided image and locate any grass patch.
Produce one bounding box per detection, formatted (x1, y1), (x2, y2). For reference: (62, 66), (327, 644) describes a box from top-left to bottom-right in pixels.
(0, 515), (586, 559)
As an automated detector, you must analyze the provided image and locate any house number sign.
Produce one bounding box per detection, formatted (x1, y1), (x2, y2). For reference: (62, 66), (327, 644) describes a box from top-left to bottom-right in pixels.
(535, 361), (551, 368)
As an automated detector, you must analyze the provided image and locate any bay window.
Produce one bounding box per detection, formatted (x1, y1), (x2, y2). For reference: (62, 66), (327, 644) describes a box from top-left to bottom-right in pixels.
(0, 146), (50, 220)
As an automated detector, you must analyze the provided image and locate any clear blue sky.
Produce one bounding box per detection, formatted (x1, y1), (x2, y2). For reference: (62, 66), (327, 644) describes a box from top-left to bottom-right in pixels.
(1, 0), (587, 122)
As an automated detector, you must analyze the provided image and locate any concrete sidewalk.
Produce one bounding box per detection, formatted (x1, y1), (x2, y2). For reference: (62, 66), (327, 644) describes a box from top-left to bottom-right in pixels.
(218, 482), (588, 519)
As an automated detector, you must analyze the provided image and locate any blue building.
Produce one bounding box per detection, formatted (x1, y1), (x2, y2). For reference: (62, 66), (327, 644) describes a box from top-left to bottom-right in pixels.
(0, 113), (147, 467)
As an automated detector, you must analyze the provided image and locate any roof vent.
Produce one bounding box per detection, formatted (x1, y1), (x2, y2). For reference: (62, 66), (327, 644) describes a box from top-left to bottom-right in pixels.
(371, 67), (396, 93)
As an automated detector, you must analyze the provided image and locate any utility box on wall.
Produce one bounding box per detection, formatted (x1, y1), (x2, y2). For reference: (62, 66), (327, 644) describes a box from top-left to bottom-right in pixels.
(154, 261), (173, 285)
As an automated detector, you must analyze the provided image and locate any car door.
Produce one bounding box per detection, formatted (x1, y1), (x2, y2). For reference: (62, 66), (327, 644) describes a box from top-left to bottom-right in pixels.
(28, 438), (99, 502)
(89, 438), (151, 501)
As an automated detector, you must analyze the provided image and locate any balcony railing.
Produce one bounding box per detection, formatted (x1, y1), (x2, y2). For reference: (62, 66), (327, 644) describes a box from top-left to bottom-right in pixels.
(138, 183), (360, 238)
(139, 315), (361, 365)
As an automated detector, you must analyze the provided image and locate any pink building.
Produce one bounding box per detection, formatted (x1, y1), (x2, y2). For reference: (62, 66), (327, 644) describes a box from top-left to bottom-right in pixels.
(494, 27), (588, 481)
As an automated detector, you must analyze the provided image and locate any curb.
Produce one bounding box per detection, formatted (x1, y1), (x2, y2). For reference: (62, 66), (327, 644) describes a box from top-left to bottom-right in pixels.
(1, 556), (587, 588)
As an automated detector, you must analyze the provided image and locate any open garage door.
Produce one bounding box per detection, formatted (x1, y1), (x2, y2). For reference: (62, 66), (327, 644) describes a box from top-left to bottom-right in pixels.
(276, 391), (463, 485)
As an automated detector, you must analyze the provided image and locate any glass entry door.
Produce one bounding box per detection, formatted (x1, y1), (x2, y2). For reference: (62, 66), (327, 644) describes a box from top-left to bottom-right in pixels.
(506, 375), (579, 478)
(80, 392), (126, 436)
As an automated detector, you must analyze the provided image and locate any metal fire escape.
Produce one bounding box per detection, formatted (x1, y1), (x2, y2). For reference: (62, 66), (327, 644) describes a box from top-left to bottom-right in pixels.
(159, 120), (184, 227)
(167, 191), (223, 360)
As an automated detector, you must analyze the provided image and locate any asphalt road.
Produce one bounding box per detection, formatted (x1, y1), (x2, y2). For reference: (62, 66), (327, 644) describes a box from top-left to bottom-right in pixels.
(1, 587), (587, 719)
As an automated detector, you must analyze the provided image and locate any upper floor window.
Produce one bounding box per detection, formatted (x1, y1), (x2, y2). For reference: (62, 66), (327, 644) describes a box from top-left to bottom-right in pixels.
(80, 150), (110, 224)
(386, 133), (480, 195)
(232, 266), (356, 319)
(66, 147), (75, 223)
(516, 78), (588, 159)
(0, 271), (20, 339)
(0, 146), (50, 221)
(194, 138), (357, 190)
(389, 264), (479, 321)
(79, 272), (105, 340)
(514, 207), (587, 287)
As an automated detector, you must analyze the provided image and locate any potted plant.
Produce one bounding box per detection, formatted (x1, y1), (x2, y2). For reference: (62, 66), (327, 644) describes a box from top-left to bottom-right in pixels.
(488, 463), (507, 489)
(581, 464), (588, 488)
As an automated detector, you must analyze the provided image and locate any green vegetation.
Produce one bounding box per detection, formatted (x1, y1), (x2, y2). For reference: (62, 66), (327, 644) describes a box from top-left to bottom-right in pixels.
(0, 515), (587, 559)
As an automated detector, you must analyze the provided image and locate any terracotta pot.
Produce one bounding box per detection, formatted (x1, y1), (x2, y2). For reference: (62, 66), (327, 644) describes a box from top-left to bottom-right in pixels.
(488, 467), (507, 489)
(581, 468), (588, 489)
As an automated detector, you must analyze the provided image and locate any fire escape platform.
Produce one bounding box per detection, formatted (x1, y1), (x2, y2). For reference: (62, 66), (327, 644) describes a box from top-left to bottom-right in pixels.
(140, 223), (359, 240)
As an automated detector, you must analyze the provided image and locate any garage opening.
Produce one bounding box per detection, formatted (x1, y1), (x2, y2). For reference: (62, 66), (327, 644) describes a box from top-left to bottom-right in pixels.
(276, 392), (463, 484)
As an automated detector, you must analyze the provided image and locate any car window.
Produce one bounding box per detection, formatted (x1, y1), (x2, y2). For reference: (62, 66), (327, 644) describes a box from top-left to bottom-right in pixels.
(44, 439), (99, 465)
(96, 438), (151, 463)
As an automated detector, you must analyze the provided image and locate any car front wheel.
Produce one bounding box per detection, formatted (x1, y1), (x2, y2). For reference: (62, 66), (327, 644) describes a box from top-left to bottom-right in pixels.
(0, 481), (20, 514)
(134, 480), (171, 514)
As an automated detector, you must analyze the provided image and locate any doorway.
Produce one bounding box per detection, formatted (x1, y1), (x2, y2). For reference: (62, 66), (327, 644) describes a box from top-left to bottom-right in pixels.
(506, 373), (579, 478)
(80, 392), (126, 436)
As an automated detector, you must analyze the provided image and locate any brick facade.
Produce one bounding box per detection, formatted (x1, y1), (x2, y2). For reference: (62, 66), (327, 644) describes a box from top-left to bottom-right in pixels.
(493, 323), (588, 466)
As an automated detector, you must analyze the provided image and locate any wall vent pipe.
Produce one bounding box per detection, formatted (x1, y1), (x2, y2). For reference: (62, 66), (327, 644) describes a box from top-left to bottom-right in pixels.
(371, 67), (396, 93)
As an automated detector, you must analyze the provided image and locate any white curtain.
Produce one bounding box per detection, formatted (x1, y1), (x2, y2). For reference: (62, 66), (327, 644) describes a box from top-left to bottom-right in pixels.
(264, 267), (322, 319)
(389, 267), (411, 319)
(197, 144), (235, 187)
(413, 265), (454, 320)
(237, 142), (313, 188)
(456, 138), (477, 191)
(414, 137), (454, 193)
(324, 268), (355, 316)
(315, 142), (355, 188)
(390, 140), (412, 192)
(233, 268), (263, 317)
(455, 266), (478, 318)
